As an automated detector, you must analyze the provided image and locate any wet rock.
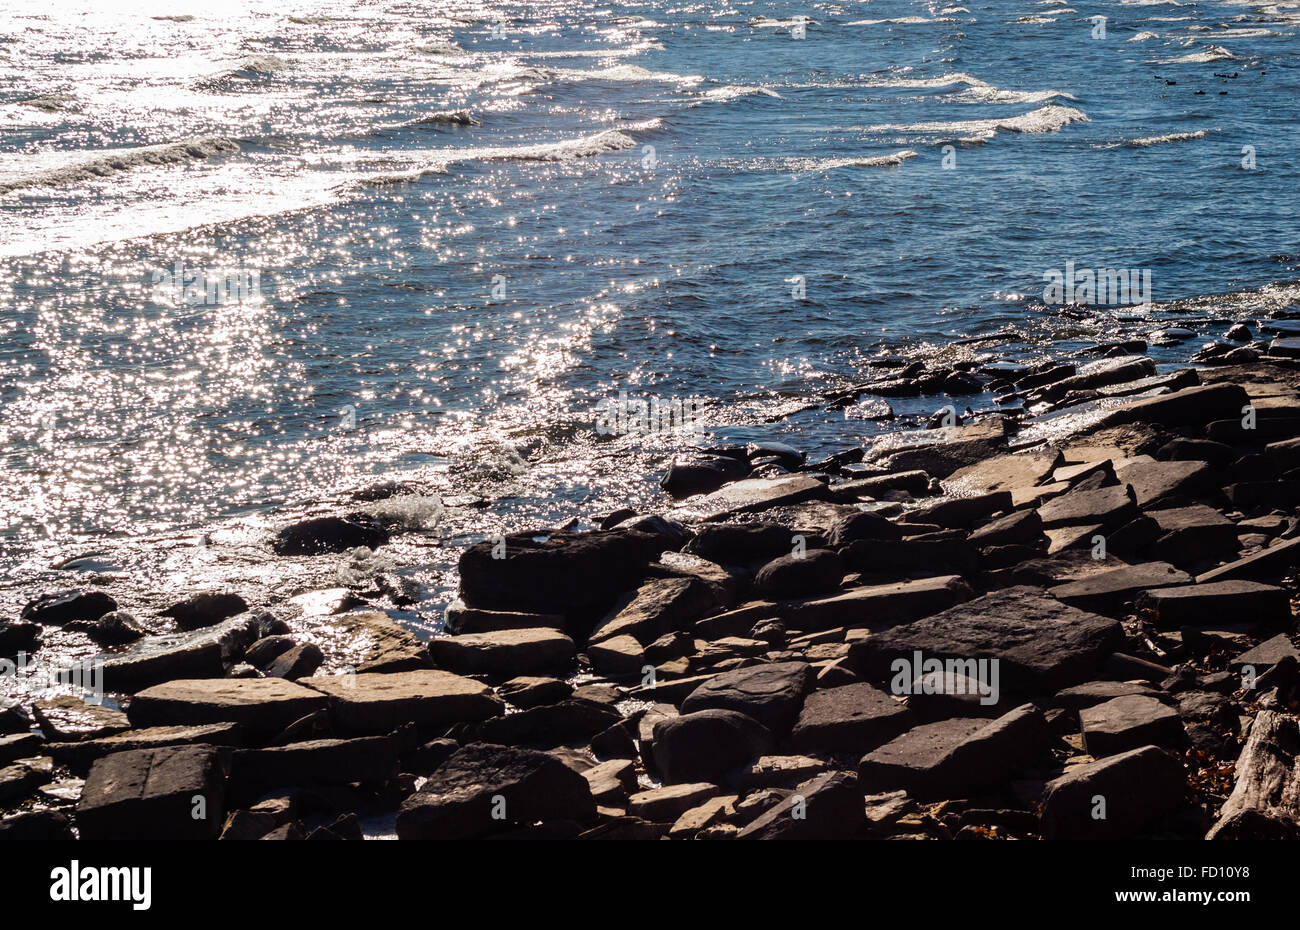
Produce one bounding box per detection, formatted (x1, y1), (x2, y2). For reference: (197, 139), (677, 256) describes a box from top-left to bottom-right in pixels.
(303, 669), (502, 734)
(0, 699), (32, 735)
(272, 513), (389, 556)
(0, 732), (42, 766)
(444, 602), (566, 634)
(1101, 382), (1250, 429)
(681, 661), (815, 736)
(46, 723), (243, 774)
(1207, 710), (1300, 838)
(736, 771), (864, 839)
(0, 757), (53, 804)
(945, 450), (1061, 497)
(849, 586), (1121, 694)
(649, 551), (748, 608)
(264, 642), (325, 680)
(651, 709), (773, 783)
(128, 678), (331, 736)
(872, 418), (1012, 480)
(1048, 562), (1191, 614)
(428, 627), (575, 678)
(1080, 695), (1186, 757)
(97, 614), (260, 692)
(162, 592), (249, 631)
(458, 528), (666, 622)
(20, 589), (117, 626)
(790, 683), (914, 755)
(32, 696), (129, 742)
(673, 475), (831, 522)
(660, 456), (749, 498)
(1040, 746), (1186, 839)
(0, 620), (40, 657)
(754, 549), (844, 599)
(245, 635), (296, 669)
(1224, 324), (1252, 342)
(396, 743), (596, 840)
(1138, 580), (1290, 629)
(829, 470), (929, 500)
(78, 745), (226, 840)
(315, 610), (430, 673)
(64, 610), (146, 646)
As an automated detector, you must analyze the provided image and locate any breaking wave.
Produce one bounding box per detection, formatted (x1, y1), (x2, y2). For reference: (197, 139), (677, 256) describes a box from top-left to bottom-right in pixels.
(0, 136), (241, 196)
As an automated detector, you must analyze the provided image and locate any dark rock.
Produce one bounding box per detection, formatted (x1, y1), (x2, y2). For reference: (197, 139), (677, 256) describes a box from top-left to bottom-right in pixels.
(1232, 634), (1300, 674)
(429, 628), (575, 677)
(1207, 710), (1300, 838)
(827, 511), (902, 546)
(1101, 383), (1250, 429)
(77, 745), (226, 840)
(20, 590), (117, 626)
(162, 592), (249, 631)
(45, 723), (243, 775)
(229, 735), (398, 801)
(589, 576), (717, 646)
(466, 699), (622, 747)
(272, 514), (390, 555)
(1040, 746), (1185, 839)
(32, 696), (128, 742)
(0, 620), (40, 657)
(263, 642), (325, 680)
(64, 610), (146, 646)
(790, 683), (914, 755)
(245, 635), (296, 669)
(1080, 695), (1186, 757)
(736, 771), (865, 839)
(1048, 562), (1191, 614)
(128, 678), (330, 736)
(498, 676), (573, 709)
(1036, 484), (1138, 531)
(683, 522), (793, 563)
(672, 475), (831, 522)
(303, 669), (502, 734)
(660, 456), (749, 498)
(901, 491), (1012, 529)
(97, 614), (260, 692)
(1138, 580), (1290, 629)
(0, 810), (74, 840)
(968, 509), (1044, 548)
(681, 661), (815, 736)
(651, 709), (772, 783)
(396, 743), (596, 840)
(1198, 537), (1300, 584)
(754, 549), (844, 599)
(848, 587), (1122, 694)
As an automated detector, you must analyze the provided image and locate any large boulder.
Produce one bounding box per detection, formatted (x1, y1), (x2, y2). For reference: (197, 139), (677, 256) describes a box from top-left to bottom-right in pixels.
(735, 772), (865, 839)
(790, 683), (914, 755)
(1040, 746), (1186, 839)
(651, 709), (773, 783)
(681, 661), (815, 736)
(77, 745), (226, 840)
(127, 678), (329, 736)
(395, 743), (596, 840)
(20, 590), (117, 626)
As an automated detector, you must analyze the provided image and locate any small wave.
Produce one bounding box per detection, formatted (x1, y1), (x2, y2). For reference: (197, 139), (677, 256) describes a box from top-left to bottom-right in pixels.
(551, 64), (701, 84)
(691, 84), (782, 105)
(151, 15), (194, 22)
(864, 105), (1089, 139)
(354, 129), (638, 188)
(1013, 15), (1057, 23)
(232, 54), (288, 76)
(287, 15), (337, 25)
(794, 150), (919, 170)
(0, 136), (240, 196)
(1124, 129), (1208, 146)
(17, 94), (78, 113)
(1129, 31), (1160, 41)
(1160, 45), (1235, 63)
(846, 17), (949, 25)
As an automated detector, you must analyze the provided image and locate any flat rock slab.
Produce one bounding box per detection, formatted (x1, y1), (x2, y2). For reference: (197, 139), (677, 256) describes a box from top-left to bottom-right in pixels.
(1048, 562), (1191, 614)
(229, 735), (399, 800)
(1052, 680), (1159, 713)
(1040, 746), (1186, 839)
(46, 723), (243, 774)
(77, 745), (225, 840)
(1114, 459), (1210, 507)
(1137, 580), (1290, 629)
(307, 610), (430, 673)
(1207, 710), (1300, 839)
(127, 678), (329, 736)
(396, 742), (596, 840)
(1036, 484), (1137, 531)
(730, 755), (828, 791)
(303, 669), (503, 734)
(857, 717), (984, 794)
(628, 782), (718, 822)
(428, 627), (576, 677)
(1232, 634), (1300, 673)
(944, 450), (1062, 496)
(444, 602), (566, 635)
(1198, 537), (1300, 584)
(466, 698), (622, 747)
(1080, 695), (1186, 757)
(790, 683), (914, 755)
(736, 771), (865, 839)
(681, 661), (815, 735)
(848, 586), (1121, 693)
(589, 576), (716, 646)
(1101, 383), (1250, 429)
(780, 575), (973, 633)
(673, 475), (830, 523)
(31, 697), (129, 742)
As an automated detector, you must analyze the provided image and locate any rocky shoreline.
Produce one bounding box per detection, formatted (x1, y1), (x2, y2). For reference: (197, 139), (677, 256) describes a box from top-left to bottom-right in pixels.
(4, 327), (1300, 840)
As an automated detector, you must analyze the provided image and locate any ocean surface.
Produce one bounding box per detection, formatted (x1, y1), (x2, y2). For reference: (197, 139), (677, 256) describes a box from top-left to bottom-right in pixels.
(2, 0), (1299, 666)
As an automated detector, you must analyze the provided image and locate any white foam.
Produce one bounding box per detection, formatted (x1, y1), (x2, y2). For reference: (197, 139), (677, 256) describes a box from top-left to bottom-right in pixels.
(1129, 31), (1161, 41)
(552, 64), (701, 83)
(846, 17), (949, 24)
(863, 105), (1090, 138)
(796, 150), (919, 170)
(1160, 45), (1235, 62)
(692, 84), (782, 104)
(402, 110), (480, 127)
(0, 136), (240, 196)
(1124, 129), (1208, 146)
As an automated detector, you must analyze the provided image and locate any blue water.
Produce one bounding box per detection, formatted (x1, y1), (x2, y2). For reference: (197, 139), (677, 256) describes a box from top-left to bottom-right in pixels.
(1, 0), (1298, 626)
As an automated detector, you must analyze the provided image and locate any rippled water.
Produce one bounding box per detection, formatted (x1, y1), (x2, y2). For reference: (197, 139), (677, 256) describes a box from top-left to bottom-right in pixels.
(2, 0), (1299, 638)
